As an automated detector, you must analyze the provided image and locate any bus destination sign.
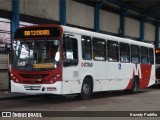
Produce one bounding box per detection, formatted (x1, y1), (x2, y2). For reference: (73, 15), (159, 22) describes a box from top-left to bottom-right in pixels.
(14, 27), (60, 39)
(24, 30), (50, 36)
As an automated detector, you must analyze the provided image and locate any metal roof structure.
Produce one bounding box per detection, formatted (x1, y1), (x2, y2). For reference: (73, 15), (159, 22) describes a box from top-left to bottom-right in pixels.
(107, 0), (160, 21)
(76, 0), (160, 23)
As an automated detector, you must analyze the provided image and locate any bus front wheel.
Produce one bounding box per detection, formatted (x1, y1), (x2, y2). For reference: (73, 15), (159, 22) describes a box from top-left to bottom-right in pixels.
(79, 78), (92, 100)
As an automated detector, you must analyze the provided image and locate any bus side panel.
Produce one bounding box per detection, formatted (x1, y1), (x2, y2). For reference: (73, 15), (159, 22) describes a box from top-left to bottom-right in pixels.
(62, 67), (82, 94)
(139, 64), (151, 88)
(125, 64), (155, 89)
(79, 60), (108, 92)
(139, 64), (155, 88)
(61, 33), (82, 95)
(148, 64), (155, 86)
(93, 62), (132, 91)
(94, 62), (122, 91)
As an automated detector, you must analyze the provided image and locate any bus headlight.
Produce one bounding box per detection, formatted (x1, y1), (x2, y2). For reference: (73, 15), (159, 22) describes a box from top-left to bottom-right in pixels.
(48, 74), (61, 84)
(50, 80), (54, 84)
(53, 74), (60, 80)
(16, 79), (19, 83)
(53, 76), (57, 80)
(11, 73), (13, 77)
(11, 74), (19, 83)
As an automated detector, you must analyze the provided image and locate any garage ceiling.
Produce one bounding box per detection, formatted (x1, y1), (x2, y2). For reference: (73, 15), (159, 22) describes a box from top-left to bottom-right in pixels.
(76, 0), (160, 22)
(107, 0), (160, 21)
(120, 0), (160, 16)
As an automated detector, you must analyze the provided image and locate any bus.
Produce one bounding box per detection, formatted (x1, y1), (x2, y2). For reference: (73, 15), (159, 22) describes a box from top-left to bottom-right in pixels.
(155, 48), (160, 85)
(11, 24), (155, 99)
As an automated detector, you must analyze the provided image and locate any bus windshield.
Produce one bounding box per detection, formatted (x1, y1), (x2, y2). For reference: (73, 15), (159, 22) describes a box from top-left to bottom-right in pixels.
(13, 40), (60, 70)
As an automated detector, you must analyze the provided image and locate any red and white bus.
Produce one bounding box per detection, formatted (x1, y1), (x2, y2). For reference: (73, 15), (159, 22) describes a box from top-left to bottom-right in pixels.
(11, 24), (155, 99)
(155, 48), (160, 85)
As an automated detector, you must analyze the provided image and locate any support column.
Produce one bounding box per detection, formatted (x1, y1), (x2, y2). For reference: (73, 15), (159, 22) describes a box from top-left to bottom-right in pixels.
(119, 9), (126, 37)
(60, 0), (66, 25)
(11, 0), (19, 49)
(94, 1), (102, 32)
(155, 23), (159, 48)
(140, 17), (145, 42)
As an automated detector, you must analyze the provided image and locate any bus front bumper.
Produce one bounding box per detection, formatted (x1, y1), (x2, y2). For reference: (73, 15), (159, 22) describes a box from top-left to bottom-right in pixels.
(11, 80), (62, 95)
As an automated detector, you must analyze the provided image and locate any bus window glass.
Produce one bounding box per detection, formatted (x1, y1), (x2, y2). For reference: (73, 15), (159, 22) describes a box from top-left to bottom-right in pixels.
(131, 45), (140, 64)
(107, 40), (119, 62)
(93, 38), (106, 61)
(13, 40), (60, 70)
(140, 47), (148, 64)
(81, 36), (92, 60)
(150, 48), (154, 64)
(63, 37), (78, 66)
(120, 43), (130, 63)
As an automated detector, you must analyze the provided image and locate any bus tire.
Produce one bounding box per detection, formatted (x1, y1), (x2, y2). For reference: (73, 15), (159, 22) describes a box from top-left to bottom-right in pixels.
(130, 77), (139, 94)
(79, 78), (92, 100)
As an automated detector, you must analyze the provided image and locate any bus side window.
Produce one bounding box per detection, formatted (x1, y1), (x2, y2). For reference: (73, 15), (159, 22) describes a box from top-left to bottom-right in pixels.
(107, 40), (119, 62)
(120, 43), (130, 63)
(131, 45), (140, 64)
(81, 36), (92, 60)
(63, 37), (78, 67)
(149, 48), (154, 64)
(93, 38), (106, 61)
(140, 47), (148, 64)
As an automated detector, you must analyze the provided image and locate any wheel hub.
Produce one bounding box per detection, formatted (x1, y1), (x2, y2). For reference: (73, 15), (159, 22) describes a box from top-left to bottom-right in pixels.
(83, 84), (89, 94)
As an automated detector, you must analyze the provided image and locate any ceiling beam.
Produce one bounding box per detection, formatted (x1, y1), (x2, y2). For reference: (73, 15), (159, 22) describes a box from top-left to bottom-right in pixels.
(105, 0), (160, 20)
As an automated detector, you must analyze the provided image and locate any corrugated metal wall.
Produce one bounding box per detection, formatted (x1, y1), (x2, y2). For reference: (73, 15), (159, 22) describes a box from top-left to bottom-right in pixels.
(0, 54), (9, 90)
(0, 54), (9, 69)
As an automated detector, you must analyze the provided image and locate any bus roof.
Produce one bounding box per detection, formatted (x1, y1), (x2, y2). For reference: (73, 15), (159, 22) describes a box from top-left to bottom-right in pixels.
(62, 25), (154, 48)
(14, 24), (154, 48)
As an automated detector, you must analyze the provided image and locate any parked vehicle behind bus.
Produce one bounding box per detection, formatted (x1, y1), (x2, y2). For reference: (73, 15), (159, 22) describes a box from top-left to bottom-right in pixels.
(155, 48), (160, 85)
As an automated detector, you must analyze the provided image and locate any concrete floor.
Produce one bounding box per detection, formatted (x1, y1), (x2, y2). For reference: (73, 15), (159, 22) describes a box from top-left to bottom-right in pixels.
(0, 86), (160, 120)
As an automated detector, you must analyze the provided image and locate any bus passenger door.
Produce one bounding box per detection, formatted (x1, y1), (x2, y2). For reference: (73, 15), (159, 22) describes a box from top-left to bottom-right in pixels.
(62, 34), (80, 94)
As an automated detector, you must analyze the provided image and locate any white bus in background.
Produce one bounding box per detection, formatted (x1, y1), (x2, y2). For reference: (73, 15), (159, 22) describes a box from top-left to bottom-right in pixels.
(11, 24), (155, 99)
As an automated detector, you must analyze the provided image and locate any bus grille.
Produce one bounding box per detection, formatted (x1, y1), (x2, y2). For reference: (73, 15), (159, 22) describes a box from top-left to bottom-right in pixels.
(24, 85), (41, 90)
(23, 79), (45, 84)
(19, 74), (48, 79)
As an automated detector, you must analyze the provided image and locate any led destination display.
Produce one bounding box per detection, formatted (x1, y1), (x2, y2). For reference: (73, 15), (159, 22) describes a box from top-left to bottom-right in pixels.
(14, 27), (60, 39)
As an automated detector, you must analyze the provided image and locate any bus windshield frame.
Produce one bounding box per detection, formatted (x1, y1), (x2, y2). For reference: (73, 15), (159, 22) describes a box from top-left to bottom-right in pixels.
(13, 39), (61, 71)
